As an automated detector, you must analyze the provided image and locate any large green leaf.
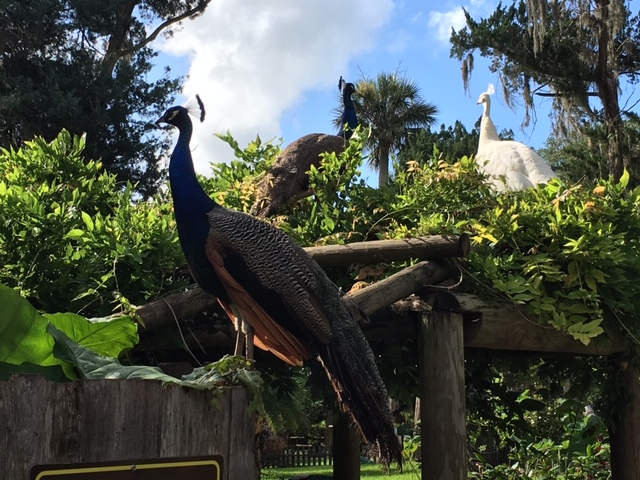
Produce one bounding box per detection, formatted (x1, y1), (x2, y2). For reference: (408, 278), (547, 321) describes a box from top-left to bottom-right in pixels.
(48, 323), (179, 382)
(45, 313), (138, 359)
(0, 283), (139, 379)
(48, 325), (264, 413)
(0, 283), (58, 367)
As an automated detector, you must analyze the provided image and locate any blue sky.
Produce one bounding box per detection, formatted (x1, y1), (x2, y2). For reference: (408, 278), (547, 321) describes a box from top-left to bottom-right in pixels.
(154, 0), (639, 184)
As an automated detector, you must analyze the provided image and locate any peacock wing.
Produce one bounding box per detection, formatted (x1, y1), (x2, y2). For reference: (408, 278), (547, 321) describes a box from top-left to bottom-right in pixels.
(205, 208), (403, 464)
(206, 242), (312, 366)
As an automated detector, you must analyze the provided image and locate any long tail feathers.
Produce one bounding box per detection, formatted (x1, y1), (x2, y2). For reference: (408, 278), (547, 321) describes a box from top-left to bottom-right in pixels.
(317, 328), (403, 467)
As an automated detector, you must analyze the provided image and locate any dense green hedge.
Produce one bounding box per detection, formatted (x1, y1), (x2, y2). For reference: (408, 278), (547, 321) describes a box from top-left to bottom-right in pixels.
(0, 131), (185, 317)
(2, 129), (639, 344)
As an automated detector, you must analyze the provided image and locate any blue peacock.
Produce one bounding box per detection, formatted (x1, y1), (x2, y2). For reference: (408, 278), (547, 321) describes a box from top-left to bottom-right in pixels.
(156, 95), (401, 466)
(250, 77), (358, 218)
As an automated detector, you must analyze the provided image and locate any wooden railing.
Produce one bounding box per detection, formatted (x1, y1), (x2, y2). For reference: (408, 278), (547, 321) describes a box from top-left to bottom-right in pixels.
(262, 444), (332, 468)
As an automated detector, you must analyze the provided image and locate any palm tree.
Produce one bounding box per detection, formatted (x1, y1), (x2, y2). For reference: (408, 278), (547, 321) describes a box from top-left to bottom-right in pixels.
(339, 71), (438, 185)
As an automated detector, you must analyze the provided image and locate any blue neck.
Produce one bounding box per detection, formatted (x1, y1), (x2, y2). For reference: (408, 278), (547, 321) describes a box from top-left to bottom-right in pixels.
(169, 121), (216, 216)
(167, 115), (225, 296)
(338, 91), (358, 140)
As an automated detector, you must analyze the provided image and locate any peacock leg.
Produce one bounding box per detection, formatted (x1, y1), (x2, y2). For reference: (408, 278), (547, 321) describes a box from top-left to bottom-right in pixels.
(233, 316), (246, 356)
(232, 313), (254, 360)
(245, 324), (255, 360)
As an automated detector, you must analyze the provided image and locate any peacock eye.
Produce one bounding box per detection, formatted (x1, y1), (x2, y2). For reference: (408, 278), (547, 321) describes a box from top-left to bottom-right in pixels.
(168, 110), (179, 120)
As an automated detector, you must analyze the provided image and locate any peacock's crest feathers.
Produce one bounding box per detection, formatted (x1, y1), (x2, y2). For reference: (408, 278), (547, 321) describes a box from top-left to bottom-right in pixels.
(185, 94), (206, 122)
(486, 83), (496, 96)
(155, 95), (205, 128)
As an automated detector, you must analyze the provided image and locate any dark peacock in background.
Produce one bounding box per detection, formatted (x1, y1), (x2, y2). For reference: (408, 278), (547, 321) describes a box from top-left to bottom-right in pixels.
(156, 96), (402, 466)
(250, 77), (358, 218)
(336, 76), (358, 141)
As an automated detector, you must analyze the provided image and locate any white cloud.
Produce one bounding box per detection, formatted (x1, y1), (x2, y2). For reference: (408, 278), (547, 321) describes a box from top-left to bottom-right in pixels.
(158, 0), (393, 175)
(427, 1), (492, 46)
(427, 7), (467, 45)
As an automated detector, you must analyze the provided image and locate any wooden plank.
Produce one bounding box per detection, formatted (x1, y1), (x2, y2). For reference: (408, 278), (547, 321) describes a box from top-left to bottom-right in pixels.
(610, 358), (640, 479)
(421, 311), (467, 480)
(0, 375), (258, 480)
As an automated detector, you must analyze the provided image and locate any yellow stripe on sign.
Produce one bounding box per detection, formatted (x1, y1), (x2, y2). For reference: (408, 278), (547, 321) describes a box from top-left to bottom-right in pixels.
(34, 459), (221, 480)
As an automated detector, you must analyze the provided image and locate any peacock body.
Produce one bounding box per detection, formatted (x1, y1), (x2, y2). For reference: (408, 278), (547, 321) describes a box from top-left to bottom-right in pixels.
(337, 76), (358, 140)
(156, 97), (402, 466)
(250, 77), (358, 218)
(476, 84), (556, 192)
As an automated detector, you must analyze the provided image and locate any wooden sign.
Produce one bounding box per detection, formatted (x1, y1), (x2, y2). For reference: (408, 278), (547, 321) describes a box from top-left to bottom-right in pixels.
(30, 456), (223, 480)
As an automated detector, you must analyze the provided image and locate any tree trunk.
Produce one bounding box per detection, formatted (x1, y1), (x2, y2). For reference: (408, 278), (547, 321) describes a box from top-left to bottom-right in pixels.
(101, 0), (137, 77)
(100, 1), (212, 78)
(594, 0), (624, 180)
(378, 142), (391, 186)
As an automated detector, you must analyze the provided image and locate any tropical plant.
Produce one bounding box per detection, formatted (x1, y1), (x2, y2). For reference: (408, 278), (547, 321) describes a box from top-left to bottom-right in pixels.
(341, 70), (438, 186)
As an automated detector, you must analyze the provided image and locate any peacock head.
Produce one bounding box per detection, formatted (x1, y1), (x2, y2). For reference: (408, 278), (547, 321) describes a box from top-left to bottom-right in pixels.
(476, 84), (495, 106)
(156, 95), (206, 128)
(339, 76), (356, 97)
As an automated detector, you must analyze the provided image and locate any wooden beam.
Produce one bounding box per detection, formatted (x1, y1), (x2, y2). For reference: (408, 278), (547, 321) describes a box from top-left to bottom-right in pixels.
(333, 409), (362, 480)
(134, 259), (458, 332)
(420, 311), (467, 480)
(133, 234), (468, 331)
(135, 287), (217, 331)
(433, 292), (629, 356)
(303, 234), (469, 267)
(346, 260), (458, 317)
(135, 289), (630, 357)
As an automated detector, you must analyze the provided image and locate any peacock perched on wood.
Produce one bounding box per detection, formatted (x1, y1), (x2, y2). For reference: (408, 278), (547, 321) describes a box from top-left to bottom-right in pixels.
(250, 77), (358, 218)
(156, 96), (402, 466)
(476, 84), (557, 192)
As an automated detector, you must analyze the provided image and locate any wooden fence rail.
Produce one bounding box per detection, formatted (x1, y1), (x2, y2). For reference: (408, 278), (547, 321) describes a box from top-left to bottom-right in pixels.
(262, 446), (332, 468)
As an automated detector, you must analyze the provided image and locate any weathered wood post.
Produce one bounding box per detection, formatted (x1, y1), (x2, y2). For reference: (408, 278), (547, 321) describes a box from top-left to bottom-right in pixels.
(421, 311), (467, 480)
(333, 409), (361, 480)
(609, 358), (640, 479)
(0, 375), (259, 480)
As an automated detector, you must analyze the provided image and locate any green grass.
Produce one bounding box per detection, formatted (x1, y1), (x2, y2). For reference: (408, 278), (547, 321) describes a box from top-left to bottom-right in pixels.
(261, 461), (421, 479)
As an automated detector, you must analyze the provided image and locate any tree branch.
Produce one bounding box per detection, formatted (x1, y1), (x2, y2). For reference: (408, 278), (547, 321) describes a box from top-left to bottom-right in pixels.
(101, 0), (211, 75)
(121, 1), (211, 58)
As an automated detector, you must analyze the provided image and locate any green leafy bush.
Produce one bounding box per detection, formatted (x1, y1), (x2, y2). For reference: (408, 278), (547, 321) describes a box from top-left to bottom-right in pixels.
(0, 131), (185, 316)
(466, 172), (640, 344)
